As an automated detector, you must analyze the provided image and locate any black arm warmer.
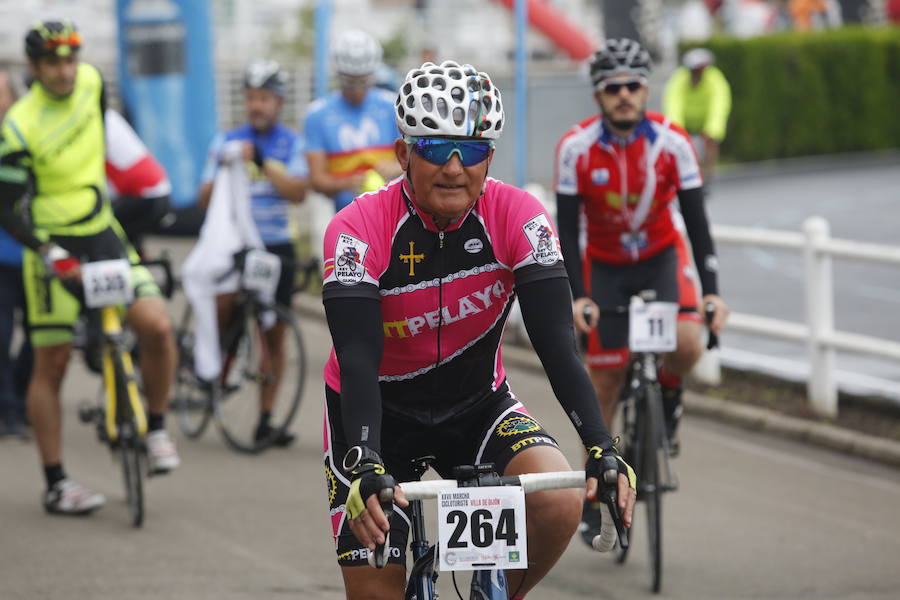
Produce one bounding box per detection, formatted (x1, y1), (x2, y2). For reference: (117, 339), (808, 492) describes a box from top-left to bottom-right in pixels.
(515, 274), (614, 450)
(556, 192), (586, 299)
(324, 295), (385, 453)
(0, 195), (42, 251)
(678, 187), (719, 297)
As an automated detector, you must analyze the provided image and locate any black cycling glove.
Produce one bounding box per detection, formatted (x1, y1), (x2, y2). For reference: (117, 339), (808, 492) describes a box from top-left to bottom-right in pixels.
(252, 144), (265, 169)
(343, 447), (395, 520)
(585, 440), (636, 497)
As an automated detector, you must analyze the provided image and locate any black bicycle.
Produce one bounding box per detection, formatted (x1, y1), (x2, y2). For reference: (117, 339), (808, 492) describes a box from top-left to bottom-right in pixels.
(173, 250), (316, 453)
(366, 459), (626, 600)
(606, 291), (718, 593)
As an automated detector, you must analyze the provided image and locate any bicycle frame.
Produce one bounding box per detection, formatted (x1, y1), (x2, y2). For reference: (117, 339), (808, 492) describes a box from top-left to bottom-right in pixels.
(98, 304), (147, 441)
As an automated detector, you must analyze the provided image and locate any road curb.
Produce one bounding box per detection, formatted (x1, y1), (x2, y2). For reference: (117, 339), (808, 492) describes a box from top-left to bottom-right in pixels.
(293, 293), (900, 469)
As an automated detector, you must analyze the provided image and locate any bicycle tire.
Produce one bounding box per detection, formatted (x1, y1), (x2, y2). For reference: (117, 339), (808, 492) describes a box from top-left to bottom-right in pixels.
(217, 301), (306, 454)
(115, 354), (144, 528)
(643, 382), (664, 593)
(172, 304), (213, 439)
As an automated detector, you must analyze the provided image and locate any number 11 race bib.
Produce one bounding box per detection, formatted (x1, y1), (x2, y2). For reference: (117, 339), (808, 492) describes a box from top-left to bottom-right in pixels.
(437, 486), (527, 572)
(629, 301), (678, 353)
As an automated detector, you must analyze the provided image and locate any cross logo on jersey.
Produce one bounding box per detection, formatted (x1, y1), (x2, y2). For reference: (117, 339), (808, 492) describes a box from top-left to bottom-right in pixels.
(399, 241), (425, 276)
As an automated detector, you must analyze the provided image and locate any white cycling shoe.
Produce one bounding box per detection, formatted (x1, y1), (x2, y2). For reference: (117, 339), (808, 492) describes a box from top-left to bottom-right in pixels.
(43, 479), (106, 515)
(147, 430), (181, 474)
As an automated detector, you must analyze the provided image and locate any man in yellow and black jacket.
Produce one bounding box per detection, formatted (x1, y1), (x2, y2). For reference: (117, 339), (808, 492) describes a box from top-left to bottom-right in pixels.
(0, 21), (180, 516)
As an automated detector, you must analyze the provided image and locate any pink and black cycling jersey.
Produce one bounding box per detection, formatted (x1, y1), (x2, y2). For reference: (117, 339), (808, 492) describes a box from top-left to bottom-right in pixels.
(322, 177), (565, 422)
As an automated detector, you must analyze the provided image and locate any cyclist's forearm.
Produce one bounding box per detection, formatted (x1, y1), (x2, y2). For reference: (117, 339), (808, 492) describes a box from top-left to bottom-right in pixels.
(516, 275), (614, 449)
(0, 197), (42, 251)
(263, 164), (307, 204)
(678, 187), (719, 296)
(324, 295), (385, 452)
(556, 192), (586, 298)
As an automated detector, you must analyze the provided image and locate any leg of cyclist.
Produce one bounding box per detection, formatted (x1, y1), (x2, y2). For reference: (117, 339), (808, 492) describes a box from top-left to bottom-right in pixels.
(126, 295), (179, 473)
(656, 236), (704, 454)
(503, 445), (582, 598)
(255, 244), (296, 446)
(341, 565), (406, 600)
(30, 342), (105, 513)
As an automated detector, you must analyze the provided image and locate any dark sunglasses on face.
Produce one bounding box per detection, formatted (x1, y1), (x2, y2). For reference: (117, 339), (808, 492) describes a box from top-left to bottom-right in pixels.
(598, 78), (645, 95)
(406, 137), (495, 167)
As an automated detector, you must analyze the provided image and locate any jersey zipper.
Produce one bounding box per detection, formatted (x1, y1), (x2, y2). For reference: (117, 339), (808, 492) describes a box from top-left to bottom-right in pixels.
(436, 230), (445, 366)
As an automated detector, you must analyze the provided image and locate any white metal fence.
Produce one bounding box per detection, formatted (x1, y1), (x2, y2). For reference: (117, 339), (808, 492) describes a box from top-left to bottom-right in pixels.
(714, 217), (900, 417)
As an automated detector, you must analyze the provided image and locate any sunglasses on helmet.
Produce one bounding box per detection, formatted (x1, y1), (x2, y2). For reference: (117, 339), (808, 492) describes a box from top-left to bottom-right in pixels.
(406, 137), (495, 167)
(597, 78), (646, 95)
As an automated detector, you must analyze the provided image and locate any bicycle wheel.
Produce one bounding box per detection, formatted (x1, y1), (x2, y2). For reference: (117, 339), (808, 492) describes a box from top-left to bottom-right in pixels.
(119, 421), (144, 528)
(114, 355), (144, 528)
(172, 304), (213, 439)
(216, 301), (306, 453)
(642, 383), (664, 593)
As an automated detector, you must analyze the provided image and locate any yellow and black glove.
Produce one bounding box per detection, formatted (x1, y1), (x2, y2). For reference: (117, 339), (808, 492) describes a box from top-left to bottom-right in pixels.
(586, 440), (636, 497)
(343, 446), (395, 520)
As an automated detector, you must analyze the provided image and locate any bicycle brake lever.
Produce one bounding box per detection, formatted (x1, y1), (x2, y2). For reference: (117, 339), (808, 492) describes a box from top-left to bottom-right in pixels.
(369, 487), (395, 569)
(601, 469), (629, 551)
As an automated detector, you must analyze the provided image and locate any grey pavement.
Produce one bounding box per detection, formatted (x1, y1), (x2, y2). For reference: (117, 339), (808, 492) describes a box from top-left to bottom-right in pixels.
(2, 300), (900, 599)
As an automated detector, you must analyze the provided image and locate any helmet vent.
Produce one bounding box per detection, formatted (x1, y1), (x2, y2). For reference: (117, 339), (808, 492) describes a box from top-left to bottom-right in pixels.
(482, 97), (492, 112)
(451, 87), (465, 102)
(449, 69), (462, 80)
(398, 106), (406, 118)
(467, 79), (480, 93)
(432, 77), (446, 91)
(452, 107), (465, 126)
(436, 97), (448, 119)
(422, 94), (433, 112)
(406, 95), (415, 108)
(405, 115), (417, 127)
(416, 76), (429, 88)
(422, 117), (439, 130)
(403, 83), (412, 95)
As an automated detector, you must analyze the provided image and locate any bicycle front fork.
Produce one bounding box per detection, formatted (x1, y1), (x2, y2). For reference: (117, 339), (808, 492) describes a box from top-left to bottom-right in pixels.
(99, 306), (147, 441)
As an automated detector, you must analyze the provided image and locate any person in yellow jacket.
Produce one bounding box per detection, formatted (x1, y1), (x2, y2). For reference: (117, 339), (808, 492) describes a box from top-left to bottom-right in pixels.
(663, 48), (732, 181)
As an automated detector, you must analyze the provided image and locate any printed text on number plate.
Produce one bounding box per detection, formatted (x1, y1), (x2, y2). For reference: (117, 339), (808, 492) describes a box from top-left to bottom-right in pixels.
(243, 249), (282, 297)
(437, 486), (527, 571)
(82, 259), (133, 308)
(629, 301), (678, 352)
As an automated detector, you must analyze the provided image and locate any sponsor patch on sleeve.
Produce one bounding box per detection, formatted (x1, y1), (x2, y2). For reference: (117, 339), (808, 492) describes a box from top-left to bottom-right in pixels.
(522, 214), (561, 266)
(333, 233), (370, 285)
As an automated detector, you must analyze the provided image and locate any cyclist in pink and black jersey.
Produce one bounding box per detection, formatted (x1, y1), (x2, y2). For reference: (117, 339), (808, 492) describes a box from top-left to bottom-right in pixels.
(321, 60), (636, 599)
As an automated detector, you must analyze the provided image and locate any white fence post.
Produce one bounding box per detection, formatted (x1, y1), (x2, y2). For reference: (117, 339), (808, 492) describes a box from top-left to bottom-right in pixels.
(803, 216), (837, 417)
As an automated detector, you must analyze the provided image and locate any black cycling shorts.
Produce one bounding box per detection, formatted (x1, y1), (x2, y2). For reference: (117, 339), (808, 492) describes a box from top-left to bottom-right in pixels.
(586, 241), (700, 370)
(323, 383), (559, 567)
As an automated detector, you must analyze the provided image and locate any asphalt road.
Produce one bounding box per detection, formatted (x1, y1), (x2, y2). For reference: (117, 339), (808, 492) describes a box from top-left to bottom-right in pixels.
(2, 304), (899, 599)
(709, 159), (900, 388)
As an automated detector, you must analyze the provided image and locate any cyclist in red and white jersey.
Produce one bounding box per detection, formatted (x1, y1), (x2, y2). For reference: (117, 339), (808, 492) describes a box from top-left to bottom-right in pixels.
(555, 38), (728, 539)
(105, 108), (171, 256)
(321, 60), (636, 599)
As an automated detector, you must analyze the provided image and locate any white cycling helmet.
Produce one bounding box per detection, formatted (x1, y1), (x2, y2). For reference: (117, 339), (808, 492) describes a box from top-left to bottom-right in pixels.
(683, 48), (715, 71)
(395, 61), (504, 140)
(333, 29), (382, 76)
(244, 60), (288, 97)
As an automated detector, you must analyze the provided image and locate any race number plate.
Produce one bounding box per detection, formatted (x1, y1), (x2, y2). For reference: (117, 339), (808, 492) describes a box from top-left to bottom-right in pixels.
(629, 301), (678, 352)
(82, 259), (133, 308)
(242, 249), (282, 297)
(438, 486), (527, 572)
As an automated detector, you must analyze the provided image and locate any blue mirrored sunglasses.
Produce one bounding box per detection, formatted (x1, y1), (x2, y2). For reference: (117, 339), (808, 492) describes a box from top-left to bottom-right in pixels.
(406, 137), (495, 167)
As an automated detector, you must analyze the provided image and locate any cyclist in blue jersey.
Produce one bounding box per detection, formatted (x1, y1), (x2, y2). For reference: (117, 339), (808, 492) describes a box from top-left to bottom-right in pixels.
(198, 60), (308, 446)
(304, 30), (402, 212)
